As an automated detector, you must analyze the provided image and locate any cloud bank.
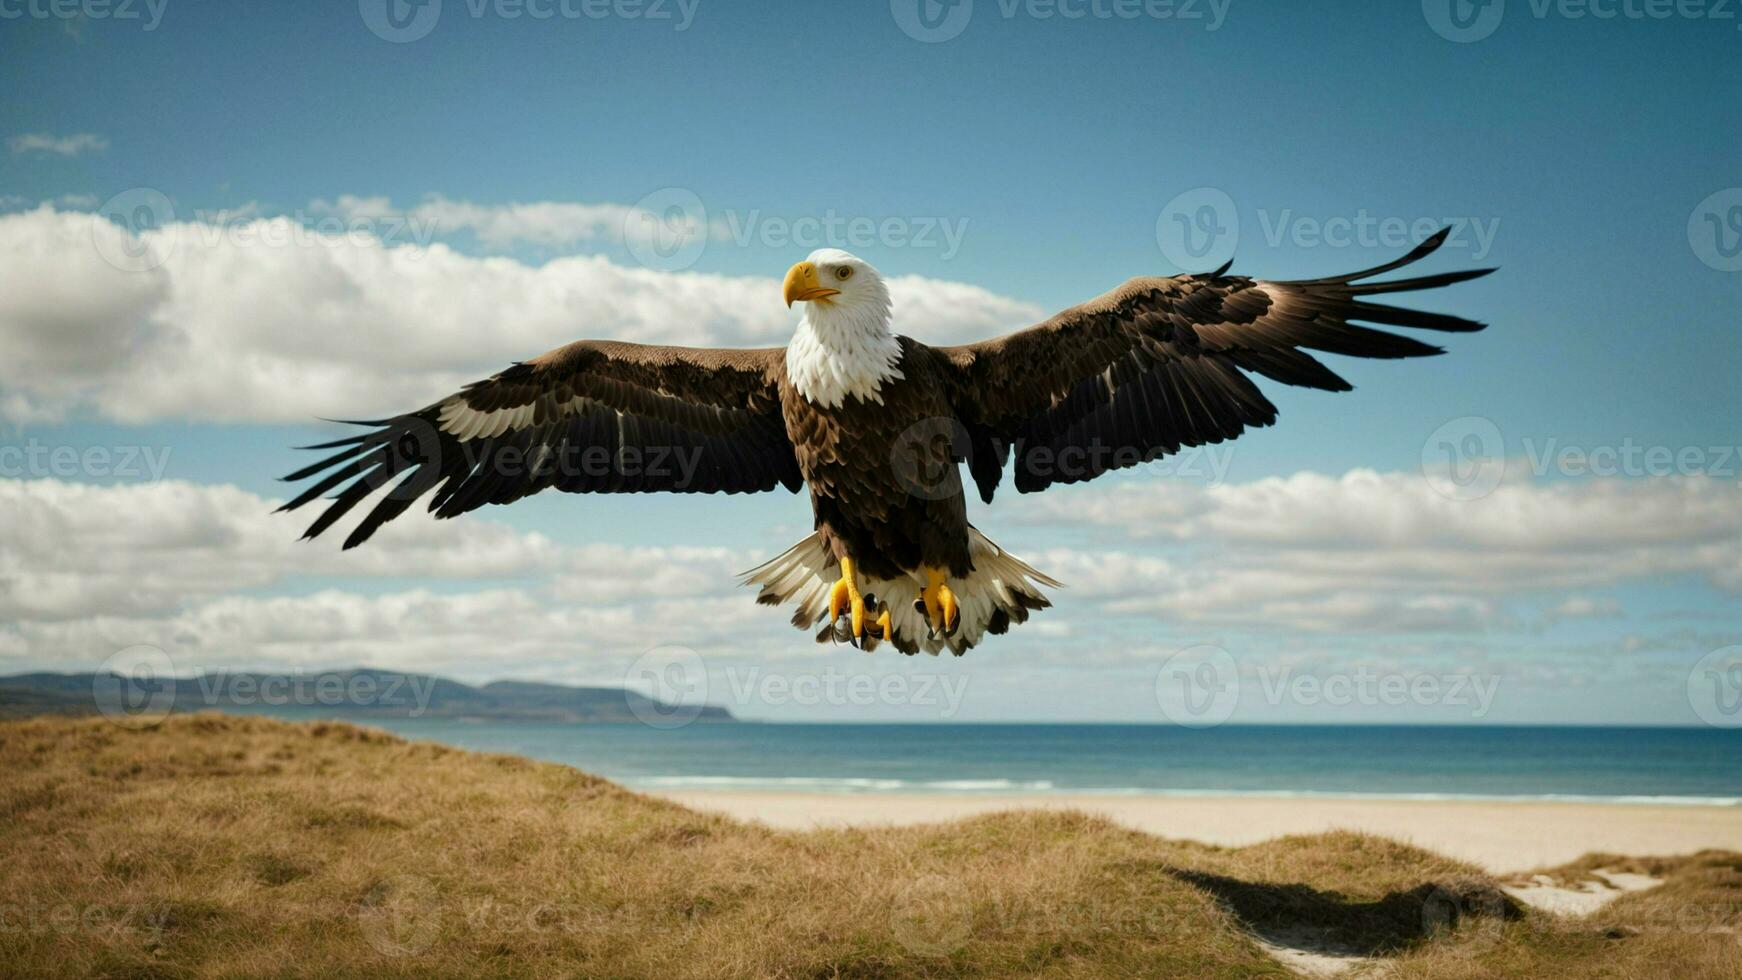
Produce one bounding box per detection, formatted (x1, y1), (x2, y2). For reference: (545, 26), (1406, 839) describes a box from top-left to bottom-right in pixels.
(3, 470), (1735, 679)
(0, 205), (1043, 425)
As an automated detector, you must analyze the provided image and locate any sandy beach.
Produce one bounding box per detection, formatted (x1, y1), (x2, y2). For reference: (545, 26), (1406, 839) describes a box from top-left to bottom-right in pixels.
(652, 791), (1742, 873)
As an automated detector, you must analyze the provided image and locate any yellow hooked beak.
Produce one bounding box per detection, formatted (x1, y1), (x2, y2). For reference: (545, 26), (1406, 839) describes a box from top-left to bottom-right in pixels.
(782, 261), (841, 308)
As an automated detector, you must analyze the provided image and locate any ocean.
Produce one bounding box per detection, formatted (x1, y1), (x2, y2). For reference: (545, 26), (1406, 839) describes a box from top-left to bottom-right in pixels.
(259, 715), (1742, 804)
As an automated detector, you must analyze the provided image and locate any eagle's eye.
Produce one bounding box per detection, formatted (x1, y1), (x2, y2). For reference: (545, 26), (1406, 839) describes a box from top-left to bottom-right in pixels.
(834, 266), (854, 281)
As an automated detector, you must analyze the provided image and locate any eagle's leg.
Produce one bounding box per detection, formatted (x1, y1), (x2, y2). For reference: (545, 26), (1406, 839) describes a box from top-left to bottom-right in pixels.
(829, 556), (869, 640)
(921, 567), (960, 636)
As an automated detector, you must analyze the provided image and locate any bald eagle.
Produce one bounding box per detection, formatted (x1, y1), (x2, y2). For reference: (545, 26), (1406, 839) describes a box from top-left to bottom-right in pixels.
(281, 229), (1491, 655)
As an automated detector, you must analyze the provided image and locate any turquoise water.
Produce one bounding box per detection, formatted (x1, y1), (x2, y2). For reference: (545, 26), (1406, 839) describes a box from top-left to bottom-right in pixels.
(257, 714), (1742, 804)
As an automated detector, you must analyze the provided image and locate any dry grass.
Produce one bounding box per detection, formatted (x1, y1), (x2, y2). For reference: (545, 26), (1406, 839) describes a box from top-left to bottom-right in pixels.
(0, 714), (1736, 979)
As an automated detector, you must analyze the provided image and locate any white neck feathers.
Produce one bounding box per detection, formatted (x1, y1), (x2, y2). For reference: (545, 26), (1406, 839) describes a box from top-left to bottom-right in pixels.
(785, 288), (903, 409)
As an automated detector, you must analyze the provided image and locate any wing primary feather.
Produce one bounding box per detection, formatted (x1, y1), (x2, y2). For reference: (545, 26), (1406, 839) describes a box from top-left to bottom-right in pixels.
(1343, 267), (1495, 296)
(281, 444), (373, 483)
(277, 447), (390, 513)
(1303, 226), (1453, 283)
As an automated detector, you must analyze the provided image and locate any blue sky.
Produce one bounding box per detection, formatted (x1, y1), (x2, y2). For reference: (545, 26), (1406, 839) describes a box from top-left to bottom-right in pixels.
(1, 0), (1739, 725)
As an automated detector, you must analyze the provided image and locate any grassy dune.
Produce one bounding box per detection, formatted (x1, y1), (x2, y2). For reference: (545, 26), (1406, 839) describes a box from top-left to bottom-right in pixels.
(1, 715), (1737, 978)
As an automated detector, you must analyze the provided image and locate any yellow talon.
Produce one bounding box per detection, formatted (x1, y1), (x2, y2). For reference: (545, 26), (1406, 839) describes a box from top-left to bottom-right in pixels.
(923, 568), (960, 635)
(835, 556), (867, 639)
(874, 607), (893, 639)
(829, 577), (850, 624)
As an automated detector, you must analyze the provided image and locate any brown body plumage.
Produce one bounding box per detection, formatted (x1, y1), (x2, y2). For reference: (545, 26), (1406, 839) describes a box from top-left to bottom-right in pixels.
(782, 338), (973, 582)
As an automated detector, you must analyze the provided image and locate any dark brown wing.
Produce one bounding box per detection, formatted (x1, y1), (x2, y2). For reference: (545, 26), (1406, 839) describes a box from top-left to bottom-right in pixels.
(937, 229), (1494, 500)
(280, 341), (801, 548)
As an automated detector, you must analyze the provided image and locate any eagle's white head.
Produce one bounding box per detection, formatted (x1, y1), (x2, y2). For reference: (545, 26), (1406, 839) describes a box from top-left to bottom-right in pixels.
(782, 249), (903, 408)
(783, 248), (891, 321)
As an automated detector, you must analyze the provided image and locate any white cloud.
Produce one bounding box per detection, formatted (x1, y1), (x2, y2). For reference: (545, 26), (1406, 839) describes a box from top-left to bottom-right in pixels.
(0, 479), (567, 622)
(0, 477), (769, 676)
(314, 193), (653, 251)
(1014, 470), (1742, 633)
(8, 133), (109, 157)
(0, 206), (1044, 425)
(0, 588), (732, 681)
(2, 465), (1738, 686)
(1538, 595), (1624, 629)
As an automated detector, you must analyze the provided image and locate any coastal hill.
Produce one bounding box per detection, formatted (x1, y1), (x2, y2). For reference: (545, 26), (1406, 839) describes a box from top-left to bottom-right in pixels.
(2, 713), (1737, 978)
(0, 669), (734, 723)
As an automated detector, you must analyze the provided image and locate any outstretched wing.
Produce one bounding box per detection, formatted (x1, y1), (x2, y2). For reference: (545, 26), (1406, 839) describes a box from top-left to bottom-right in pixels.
(280, 341), (801, 548)
(938, 229), (1494, 500)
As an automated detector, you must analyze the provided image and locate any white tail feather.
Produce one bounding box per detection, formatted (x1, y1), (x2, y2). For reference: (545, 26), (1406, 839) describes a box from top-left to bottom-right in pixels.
(740, 528), (1059, 655)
